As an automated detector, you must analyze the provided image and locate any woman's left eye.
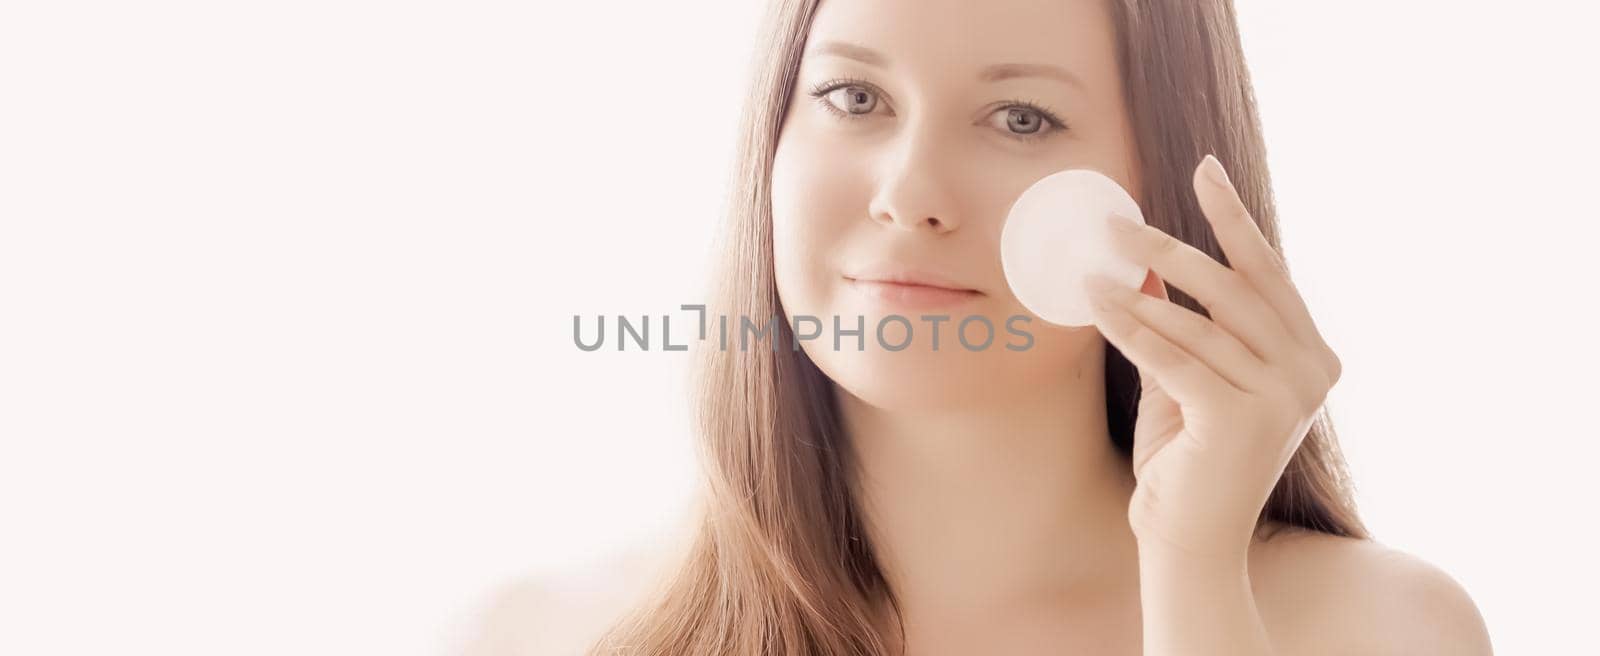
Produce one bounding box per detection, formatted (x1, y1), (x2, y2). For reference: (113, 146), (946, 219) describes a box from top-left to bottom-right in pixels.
(989, 105), (1068, 142)
(806, 79), (1069, 143)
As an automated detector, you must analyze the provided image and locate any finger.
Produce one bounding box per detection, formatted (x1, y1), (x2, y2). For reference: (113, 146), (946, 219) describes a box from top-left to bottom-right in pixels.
(1085, 273), (1270, 394)
(1128, 374), (1179, 478)
(1194, 154), (1338, 372)
(1083, 279), (1241, 408)
(1105, 212), (1296, 365)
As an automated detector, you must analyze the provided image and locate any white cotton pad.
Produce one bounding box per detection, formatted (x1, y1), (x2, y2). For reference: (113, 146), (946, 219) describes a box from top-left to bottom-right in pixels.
(1000, 168), (1148, 327)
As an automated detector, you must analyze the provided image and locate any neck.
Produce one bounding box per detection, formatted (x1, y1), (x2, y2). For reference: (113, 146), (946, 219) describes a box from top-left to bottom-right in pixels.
(838, 347), (1141, 625)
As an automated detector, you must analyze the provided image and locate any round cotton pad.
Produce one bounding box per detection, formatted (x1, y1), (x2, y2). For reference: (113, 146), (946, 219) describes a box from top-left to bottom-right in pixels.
(1000, 169), (1148, 327)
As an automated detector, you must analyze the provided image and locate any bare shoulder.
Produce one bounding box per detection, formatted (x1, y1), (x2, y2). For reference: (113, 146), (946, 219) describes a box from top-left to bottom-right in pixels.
(456, 528), (690, 656)
(1247, 522), (1493, 656)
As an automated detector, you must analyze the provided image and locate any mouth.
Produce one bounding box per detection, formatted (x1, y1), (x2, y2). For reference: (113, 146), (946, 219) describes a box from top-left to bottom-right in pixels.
(842, 275), (985, 310)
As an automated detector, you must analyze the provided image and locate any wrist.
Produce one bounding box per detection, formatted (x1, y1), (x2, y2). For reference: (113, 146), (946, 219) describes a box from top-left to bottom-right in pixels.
(1135, 536), (1251, 576)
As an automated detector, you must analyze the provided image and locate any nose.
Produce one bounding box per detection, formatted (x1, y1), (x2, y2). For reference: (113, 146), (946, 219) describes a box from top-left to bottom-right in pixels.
(866, 123), (963, 234)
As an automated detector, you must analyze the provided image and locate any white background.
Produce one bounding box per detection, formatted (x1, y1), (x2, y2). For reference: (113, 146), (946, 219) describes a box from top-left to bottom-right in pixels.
(2, 1), (1596, 654)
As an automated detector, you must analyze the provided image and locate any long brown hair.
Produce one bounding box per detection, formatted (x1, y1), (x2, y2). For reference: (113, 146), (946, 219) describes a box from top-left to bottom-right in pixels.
(591, 1), (1368, 653)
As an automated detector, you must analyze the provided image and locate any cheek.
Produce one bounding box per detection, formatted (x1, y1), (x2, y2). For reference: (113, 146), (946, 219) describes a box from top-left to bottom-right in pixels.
(769, 135), (872, 315)
(762, 126), (1113, 411)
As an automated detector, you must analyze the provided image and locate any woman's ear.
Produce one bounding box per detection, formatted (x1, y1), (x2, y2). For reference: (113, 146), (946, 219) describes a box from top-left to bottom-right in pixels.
(1139, 268), (1169, 301)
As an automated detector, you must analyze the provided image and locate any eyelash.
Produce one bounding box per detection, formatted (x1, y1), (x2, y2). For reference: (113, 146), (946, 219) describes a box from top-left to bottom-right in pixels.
(805, 76), (1070, 143)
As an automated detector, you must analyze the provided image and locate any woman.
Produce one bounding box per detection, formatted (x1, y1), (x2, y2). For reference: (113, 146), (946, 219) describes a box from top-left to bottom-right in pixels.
(503, 0), (1492, 653)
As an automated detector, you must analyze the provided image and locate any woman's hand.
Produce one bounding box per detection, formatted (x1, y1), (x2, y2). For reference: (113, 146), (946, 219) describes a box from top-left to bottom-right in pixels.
(1083, 154), (1343, 564)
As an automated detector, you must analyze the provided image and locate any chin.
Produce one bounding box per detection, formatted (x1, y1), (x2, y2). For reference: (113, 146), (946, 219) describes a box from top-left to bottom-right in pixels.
(800, 319), (1103, 414)
(800, 337), (1019, 412)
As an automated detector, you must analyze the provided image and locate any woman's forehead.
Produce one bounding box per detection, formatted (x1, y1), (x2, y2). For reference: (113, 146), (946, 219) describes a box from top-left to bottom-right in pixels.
(808, 0), (1114, 56)
(804, 0), (1119, 87)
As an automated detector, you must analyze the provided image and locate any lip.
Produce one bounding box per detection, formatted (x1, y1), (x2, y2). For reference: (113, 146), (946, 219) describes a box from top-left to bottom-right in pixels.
(843, 268), (985, 310)
(844, 267), (983, 292)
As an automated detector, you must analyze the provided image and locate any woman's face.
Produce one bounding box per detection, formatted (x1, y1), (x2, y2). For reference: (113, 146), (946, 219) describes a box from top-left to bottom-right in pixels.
(771, 0), (1141, 411)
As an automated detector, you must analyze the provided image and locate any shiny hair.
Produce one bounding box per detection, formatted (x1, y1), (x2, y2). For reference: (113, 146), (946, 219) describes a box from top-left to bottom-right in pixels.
(591, 1), (1368, 653)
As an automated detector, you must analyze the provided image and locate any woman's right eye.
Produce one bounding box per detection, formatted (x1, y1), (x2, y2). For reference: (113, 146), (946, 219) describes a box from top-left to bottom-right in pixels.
(808, 80), (881, 118)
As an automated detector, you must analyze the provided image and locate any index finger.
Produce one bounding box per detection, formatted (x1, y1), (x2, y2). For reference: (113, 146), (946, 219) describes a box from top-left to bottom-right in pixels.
(1193, 155), (1337, 368)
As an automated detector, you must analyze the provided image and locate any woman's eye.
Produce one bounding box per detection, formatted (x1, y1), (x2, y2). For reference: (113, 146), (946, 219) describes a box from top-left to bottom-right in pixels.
(988, 105), (1068, 142)
(1001, 108), (1046, 135)
(815, 84), (879, 116)
(807, 81), (1068, 142)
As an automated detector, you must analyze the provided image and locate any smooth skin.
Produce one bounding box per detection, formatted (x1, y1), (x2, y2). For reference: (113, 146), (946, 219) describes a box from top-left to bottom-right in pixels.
(1088, 154), (1361, 654)
(464, 1), (1494, 653)
(1091, 155), (1343, 567)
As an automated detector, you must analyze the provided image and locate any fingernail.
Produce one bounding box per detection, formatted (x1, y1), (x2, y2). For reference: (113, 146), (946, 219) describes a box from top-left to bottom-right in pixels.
(1202, 153), (1231, 188)
(1105, 213), (1139, 233)
(1083, 275), (1119, 311)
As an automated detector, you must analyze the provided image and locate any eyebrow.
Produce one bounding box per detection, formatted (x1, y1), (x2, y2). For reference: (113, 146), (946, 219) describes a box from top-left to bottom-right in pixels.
(805, 40), (1087, 92)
